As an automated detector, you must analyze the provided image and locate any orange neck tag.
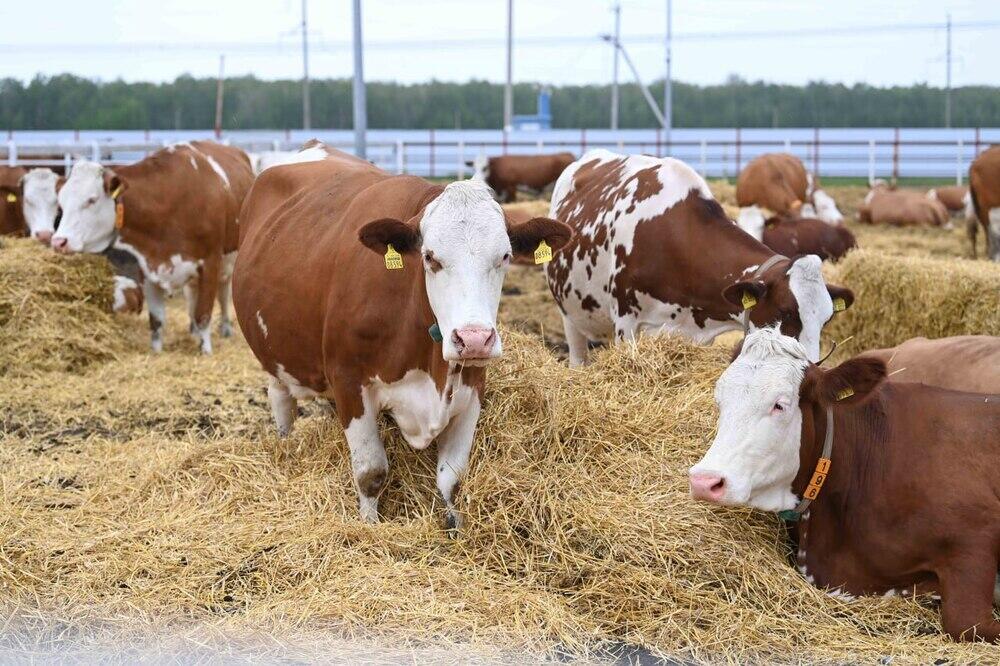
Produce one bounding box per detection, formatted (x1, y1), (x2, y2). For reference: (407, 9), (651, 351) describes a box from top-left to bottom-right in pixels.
(114, 201), (125, 230)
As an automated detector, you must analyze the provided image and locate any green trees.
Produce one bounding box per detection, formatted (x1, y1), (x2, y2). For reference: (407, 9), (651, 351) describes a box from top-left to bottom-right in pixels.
(0, 74), (995, 130)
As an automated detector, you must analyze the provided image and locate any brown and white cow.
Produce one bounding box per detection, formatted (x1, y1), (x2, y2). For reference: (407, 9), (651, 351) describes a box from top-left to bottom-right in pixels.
(471, 152), (576, 203)
(969, 146), (1000, 261)
(737, 212), (856, 263)
(0, 165), (28, 236)
(860, 335), (1000, 394)
(927, 184), (968, 214)
(233, 149), (571, 530)
(50, 141), (253, 353)
(691, 327), (1000, 642)
(737, 153), (844, 226)
(545, 150), (854, 367)
(858, 185), (949, 227)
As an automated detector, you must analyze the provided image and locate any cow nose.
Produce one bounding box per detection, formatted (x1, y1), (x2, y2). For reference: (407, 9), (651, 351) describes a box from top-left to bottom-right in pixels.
(35, 230), (53, 244)
(689, 473), (727, 503)
(51, 236), (69, 253)
(452, 326), (497, 359)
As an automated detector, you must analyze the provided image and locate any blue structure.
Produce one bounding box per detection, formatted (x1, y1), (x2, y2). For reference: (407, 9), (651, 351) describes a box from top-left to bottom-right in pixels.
(511, 89), (552, 131)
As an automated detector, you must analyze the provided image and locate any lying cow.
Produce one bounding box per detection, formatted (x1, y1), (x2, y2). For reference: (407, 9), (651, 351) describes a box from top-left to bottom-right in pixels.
(51, 141), (253, 354)
(860, 335), (1000, 393)
(858, 185), (949, 227)
(233, 149), (571, 531)
(969, 146), (1000, 261)
(927, 184), (968, 214)
(20, 168), (61, 243)
(0, 166), (28, 236)
(691, 327), (1000, 642)
(736, 153), (844, 225)
(546, 149), (854, 367)
(471, 152), (575, 203)
(736, 211), (856, 263)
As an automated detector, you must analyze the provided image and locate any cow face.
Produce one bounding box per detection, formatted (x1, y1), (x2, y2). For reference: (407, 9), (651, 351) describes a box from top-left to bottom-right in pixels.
(359, 180), (571, 364)
(51, 161), (126, 254)
(689, 327), (885, 512)
(812, 189), (844, 225)
(723, 255), (854, 363)
(21, 168), (60, 243)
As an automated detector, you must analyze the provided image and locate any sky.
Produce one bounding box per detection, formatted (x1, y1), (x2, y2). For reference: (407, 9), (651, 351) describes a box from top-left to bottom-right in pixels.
(1, 0), (998, 88)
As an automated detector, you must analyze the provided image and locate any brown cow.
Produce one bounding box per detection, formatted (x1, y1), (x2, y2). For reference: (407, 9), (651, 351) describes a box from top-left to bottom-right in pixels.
(50, 141), (253, 353)
(858, 186), (949, 227)
(233, 149), (571, 530)
(759, 215), (856, 263)
(737, 153), (845, 225)
(545, 149), (854, 367)
(860, 335), (1000, 393)
(969, 146), (1000, 261)
(927, 184), (968, 213)
(0, 166), (28, 236)
(472, 152), (575, 203)
(691, 327), (1000, 642)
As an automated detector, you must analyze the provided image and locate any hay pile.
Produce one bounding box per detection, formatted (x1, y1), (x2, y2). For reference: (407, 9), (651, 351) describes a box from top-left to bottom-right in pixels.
(0, 238), (125, 376)
(825, 248), (1000, 351)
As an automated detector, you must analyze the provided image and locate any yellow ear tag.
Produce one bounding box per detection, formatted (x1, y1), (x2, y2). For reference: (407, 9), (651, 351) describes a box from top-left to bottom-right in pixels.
(741, 291), (757, 310)
(384, 243), (403, 270)
(114, 201), (125, 230)
(833, 297), (846, 313)
(110, 185), (123, 200)
(533, 240), (553, 265)
(836, 386), (854, 401)
(5, 193), (16, 203)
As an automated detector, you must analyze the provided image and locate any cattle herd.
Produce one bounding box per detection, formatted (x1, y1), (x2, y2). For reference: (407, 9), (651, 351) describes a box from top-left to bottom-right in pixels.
(4, 139), (1000, 643)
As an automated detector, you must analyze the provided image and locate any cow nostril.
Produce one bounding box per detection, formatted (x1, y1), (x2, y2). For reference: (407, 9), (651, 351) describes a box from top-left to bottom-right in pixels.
(451, 330), (465, 349)
(710, 478), (726, 493)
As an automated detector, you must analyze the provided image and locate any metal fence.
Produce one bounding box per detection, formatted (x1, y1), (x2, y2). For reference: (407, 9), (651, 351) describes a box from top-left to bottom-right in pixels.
(0, 127), (994, 183)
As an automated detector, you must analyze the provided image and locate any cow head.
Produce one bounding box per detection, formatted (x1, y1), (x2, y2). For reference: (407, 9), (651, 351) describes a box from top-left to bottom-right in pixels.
(722, 255), (854, 363)
(21, 168), (60, 243)
(689, 327), (886, 512)
(470, 154), (490, 182)
(812, 189), (844, 225)
(359, 180), (572, 364)
(51, 161), (127, 254)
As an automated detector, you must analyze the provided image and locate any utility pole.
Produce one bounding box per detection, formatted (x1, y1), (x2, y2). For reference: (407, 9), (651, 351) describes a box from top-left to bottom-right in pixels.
(301, 0), (311, 130)
(664, 0), (673, 149)
(352, 0), (367, 159)
(603, 35), (666, 128)
(610, 2), (621, 130)
(945, 13), (952, 129)
(504, 0), (513, 131)
(214, 55), (225, 139)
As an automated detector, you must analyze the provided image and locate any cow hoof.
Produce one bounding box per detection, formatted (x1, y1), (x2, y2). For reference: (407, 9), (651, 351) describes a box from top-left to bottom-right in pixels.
(188, 321), (198, 336)
(445, 511), (462, 537)
(219, 322), (233, 338)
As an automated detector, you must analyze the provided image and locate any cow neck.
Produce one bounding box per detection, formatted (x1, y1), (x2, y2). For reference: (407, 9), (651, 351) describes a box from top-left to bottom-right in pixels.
(780, 402), (833, 522)
(104, 162), (153, 252)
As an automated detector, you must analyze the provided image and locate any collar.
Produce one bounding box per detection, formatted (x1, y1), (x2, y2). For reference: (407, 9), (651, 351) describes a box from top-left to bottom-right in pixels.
(741, 254), (789, 334)
(779, 405), (834, 522)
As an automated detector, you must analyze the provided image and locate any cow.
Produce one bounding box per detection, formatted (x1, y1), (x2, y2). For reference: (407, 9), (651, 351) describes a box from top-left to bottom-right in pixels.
(858, 186), (949, 227)
(737, 212), (856, 263)
(232, 149), (571, 531)
(20, 168), (61, 243)
(927, 184), (968, 214)
(545, 150), (854, 367)
(859, 335), (1000, 394)
(470, 152), (575, 203)
(690, 326), (1000, 642)
(969, 146), (1000, 262)
(736, 153), (844, 225)
(50, 141), (253, 354)
(0, 166), (28, 236)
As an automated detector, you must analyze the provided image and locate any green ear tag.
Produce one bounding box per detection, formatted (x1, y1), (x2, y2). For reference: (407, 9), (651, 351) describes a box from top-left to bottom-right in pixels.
(836, 386), (854, 401)
(778, 510), (801, 522)
(741, 291), (757, 310)
(833, 297), (846, 312)
(428, 322), (443, 343)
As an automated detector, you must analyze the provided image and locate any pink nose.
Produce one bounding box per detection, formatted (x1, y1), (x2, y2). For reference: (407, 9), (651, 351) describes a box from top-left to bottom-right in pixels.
(51, 236), (69, 253)
(35, 230), (53, 244)
(689, 473), (726, 503)
(452, 327), (497, 359)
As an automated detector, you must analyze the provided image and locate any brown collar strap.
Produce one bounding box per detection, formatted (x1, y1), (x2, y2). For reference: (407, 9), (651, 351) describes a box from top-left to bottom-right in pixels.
(779, 406), (834, 522)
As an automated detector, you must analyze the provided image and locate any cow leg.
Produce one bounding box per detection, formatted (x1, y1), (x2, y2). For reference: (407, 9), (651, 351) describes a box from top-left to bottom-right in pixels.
(192, 257), (221, 355)
(338, 387), (388, 523)
(144, 281), (167, 353)
(183, 282), (198, 336)
(435, 396), (481, 536)
(217, 251), (237, 338)
(989, 209), (1000, 262)
(562, 313), (591, 368)
(267, 375), (297, 437)
(967, 217), (979, 259)
(938, 553), (1000, 642)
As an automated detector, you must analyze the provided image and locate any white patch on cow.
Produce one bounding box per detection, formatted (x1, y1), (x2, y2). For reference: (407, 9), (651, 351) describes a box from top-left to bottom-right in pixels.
(275, 363), (320, 400)
(827, 588), (857, 602)
(256, 310), (269, 338)
(188, 156), (199, 170)
(257, 146), (329, 173)
(787, 255), (834, 362)
(863, 189), (876, 206)
(988, 208), (1000, 261)
(884, 589), (900, 598)
(690, 327), (810, 512)
(963, 191), (975, 222)
(113, 239), (152, 278)
(53, 160), (117, 253)
(737, 206), (766, 241)
(21, 168), (59, 239)
(471, 153), (490, 182)
(202, 154), (231, 190)
(419, 179), (510, 362)
(742, 264), (760, 276)
(369, 368), (476, 451)
(148, 253), (201, 295)
(112, 276), (139, 313)
(632, 292), (733, 343)
(812, 189), (844, 225)
(267, 375), (297, 437)
(926, 188), (938, 201)
(799, 202), (817, 219)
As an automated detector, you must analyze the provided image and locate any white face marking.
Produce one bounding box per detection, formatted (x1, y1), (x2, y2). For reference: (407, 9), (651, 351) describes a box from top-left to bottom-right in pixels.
(787, 255), (834, 363)
(691, 327), (810, 512)
(21, 168), (59, 239)
(369, 368), (476, 450)
(54, 160), (116, 253)
(812, 189), (843, 225)
(256, 310), (269, 338)
(419, 180), (511, 363)
(737, 206), (765, 241)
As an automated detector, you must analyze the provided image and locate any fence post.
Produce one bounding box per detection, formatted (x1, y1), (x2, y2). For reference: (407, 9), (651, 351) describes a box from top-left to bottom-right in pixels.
(956, 138), (964, 185)
(735, 128), (741, 175)
(6, 140), (15, 167)
(503, 129), (508, 156)
(975, 127), (981, 158)
(892, 127), (900, 183)
(581, 128), (587, 154)
(699, 139), (707, 177)
(784, 138), (791, 154)
(617, 138), (624, 153)
(813, 127), (820, 177)
(867, 140), (876, 185)
(457, 140), (465, 179)
(272, 139), (280, 151)
(396, 140), (405, 174)
(91, 140), (100, 163)
(655, 128), (661, 157)
(536, 138), (544, 153)
(429, 129), (435, 178)
(64, 153), (72, 173)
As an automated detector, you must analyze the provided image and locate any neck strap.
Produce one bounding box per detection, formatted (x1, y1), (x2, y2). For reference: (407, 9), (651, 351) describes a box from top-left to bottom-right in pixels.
(779, 405), (834, 522)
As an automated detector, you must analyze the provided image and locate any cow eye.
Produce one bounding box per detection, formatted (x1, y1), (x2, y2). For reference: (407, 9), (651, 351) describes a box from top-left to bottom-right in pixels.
(423, 252), (443, 272)
(499, 252), (511, 267)
(86, 197), (97, 206)
(772, 402), (786, 413)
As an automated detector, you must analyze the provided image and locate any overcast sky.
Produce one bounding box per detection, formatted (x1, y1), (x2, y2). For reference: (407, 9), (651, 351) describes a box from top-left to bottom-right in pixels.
(1, 0), (998, 87)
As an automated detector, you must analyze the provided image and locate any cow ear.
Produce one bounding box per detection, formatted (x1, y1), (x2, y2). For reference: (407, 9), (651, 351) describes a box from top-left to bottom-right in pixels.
(827, 285), (854, 313)
(814, 357), (886, 407)
(722, 280), (768, 311)
(358, 217), (422, 255)
(55, 177), (66, 194)
(102, 169), (127, 198)
(508, 216), (574, 257)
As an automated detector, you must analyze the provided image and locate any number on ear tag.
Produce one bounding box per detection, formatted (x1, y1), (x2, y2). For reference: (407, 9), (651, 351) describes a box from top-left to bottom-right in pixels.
(533, 240), (553, 265)
(836, 386), (854, 401)
(833, 297), (846, 312)
(5, 193), (16, 203)
(384, 243), (403, 270)
(741, 291), (757, 310)
(114, 201), (125, 230)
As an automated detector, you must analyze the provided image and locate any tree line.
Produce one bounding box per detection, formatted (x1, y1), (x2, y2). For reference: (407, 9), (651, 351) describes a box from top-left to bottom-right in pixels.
(1, 73), (997, 130)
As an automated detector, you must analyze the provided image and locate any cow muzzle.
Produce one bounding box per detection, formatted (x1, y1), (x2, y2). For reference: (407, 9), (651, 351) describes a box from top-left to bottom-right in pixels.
(35, 230), (53, 244)
(451, 326), (498, 360)
(50, 236), (72, 254)
(689, 472), (727, 503)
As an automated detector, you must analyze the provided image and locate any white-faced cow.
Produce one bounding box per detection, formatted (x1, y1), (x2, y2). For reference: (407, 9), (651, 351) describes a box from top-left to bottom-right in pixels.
(51, 141), (253, 354)
(545, 150), (854, 367)
(691, 327), (1000, 642)
(233, 149), (571, 531)
(736, 153), (845, 227)
(20, 168), (61, 243)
